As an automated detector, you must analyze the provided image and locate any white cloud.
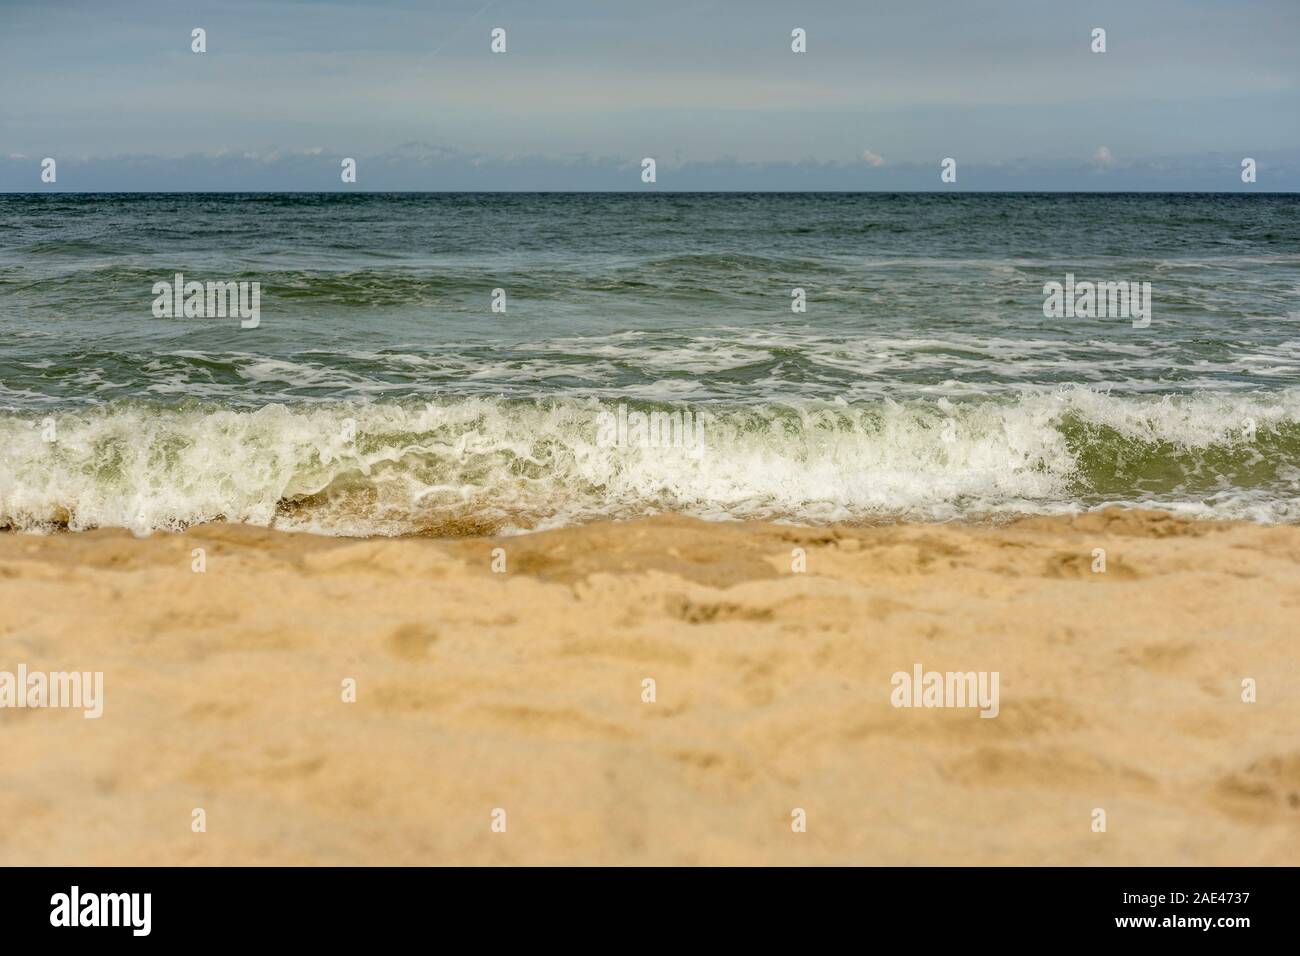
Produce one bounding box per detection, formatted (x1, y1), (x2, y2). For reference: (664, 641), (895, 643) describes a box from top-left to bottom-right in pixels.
(1092, 145), (1114, 169)
(862, 149), (885, 167)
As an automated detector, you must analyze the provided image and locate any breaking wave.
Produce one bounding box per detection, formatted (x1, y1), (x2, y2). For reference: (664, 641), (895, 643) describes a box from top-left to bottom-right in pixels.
(3, 386), (1300, 535)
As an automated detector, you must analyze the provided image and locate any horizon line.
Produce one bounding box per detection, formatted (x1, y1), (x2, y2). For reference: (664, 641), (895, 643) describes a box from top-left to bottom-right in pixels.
(3, 190), (1297, 197)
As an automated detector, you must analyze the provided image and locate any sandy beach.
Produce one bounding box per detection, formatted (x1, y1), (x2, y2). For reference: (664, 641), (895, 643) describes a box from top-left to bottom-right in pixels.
(1, 508), (1298, 866)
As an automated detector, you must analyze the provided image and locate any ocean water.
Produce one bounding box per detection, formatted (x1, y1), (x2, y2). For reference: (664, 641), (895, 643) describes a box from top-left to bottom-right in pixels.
(1, 192), (1298, 535)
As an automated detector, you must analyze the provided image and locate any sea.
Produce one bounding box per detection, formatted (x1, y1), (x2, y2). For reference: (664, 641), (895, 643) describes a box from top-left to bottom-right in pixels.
(1, 192), (1298, 535)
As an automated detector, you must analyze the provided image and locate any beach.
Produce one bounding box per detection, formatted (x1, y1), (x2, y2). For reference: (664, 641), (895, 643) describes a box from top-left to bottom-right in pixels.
(3, 192), (1299, 867)
(2, 507), (1297, 866)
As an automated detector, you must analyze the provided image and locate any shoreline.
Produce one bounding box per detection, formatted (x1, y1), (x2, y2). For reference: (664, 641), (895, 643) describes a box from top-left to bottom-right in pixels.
(2, 508), (1298, 864)
(7, 500), (1300, 541)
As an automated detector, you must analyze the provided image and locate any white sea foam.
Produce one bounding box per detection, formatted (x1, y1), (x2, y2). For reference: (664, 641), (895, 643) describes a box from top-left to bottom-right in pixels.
(1, 387), (1298, 536)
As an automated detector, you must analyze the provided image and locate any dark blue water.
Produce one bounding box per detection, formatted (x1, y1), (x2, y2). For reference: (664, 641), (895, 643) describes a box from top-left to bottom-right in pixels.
(1, 193), (1298, 533)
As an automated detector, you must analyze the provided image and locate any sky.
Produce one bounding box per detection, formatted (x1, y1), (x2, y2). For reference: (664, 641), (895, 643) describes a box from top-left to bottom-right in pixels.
(1, 0), (1297, 190)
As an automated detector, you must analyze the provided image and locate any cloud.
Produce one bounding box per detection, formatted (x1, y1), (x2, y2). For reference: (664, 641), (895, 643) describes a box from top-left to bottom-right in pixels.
(2, 145), (1297, 192)
(862, 150), (886, 168)
(1092, 145), (1114, 169)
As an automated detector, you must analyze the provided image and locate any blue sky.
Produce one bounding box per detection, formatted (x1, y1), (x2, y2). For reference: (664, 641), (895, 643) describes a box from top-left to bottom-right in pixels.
(1, 0), (1297, 190)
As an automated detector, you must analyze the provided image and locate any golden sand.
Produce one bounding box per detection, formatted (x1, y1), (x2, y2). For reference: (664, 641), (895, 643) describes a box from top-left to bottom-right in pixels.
(1, 509), (1298, 865)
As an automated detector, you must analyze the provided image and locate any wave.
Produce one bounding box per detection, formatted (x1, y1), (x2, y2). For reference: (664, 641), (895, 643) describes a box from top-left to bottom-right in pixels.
(2, 387), (1299, 535)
